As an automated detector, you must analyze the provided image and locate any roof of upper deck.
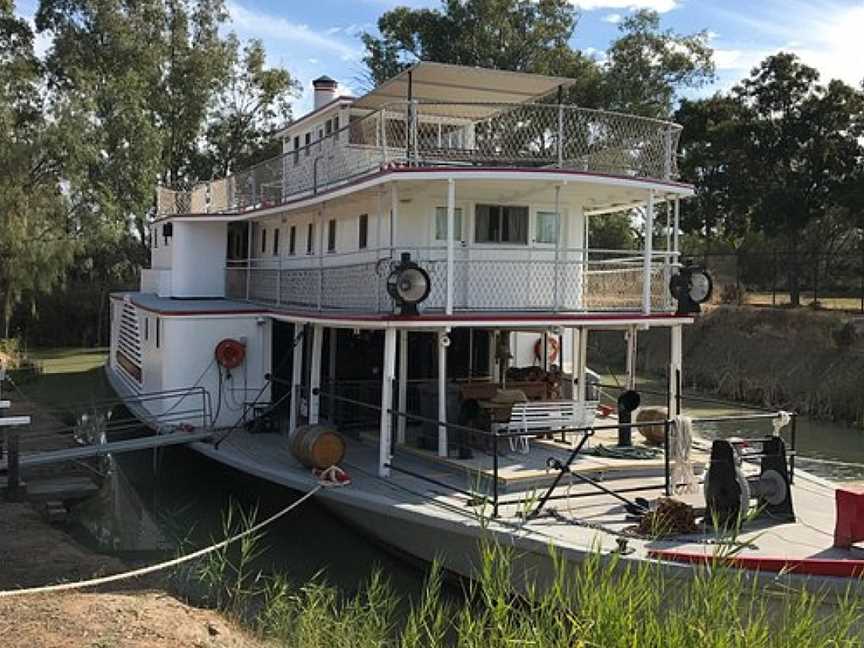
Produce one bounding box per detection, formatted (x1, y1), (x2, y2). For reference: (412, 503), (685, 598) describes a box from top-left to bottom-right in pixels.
(353, 61), (577, 114)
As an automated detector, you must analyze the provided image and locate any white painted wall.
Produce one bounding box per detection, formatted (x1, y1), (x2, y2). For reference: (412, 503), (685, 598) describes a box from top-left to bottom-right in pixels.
(170, 221), (228, 298)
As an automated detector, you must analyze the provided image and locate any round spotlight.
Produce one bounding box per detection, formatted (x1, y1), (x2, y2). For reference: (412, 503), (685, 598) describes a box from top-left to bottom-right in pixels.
(386, 253), (431, 315)
(669, 263), (713, 315)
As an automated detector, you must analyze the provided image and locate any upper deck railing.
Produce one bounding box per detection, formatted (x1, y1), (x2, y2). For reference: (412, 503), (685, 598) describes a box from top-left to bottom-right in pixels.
(156, 101), (682, 216)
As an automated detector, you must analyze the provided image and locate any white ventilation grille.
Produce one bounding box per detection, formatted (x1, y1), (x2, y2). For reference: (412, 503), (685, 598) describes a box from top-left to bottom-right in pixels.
(116, 301), (143, 390)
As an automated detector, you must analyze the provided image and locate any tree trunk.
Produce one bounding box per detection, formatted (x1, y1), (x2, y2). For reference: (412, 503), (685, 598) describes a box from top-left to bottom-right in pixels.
(787, 242), (801, 307)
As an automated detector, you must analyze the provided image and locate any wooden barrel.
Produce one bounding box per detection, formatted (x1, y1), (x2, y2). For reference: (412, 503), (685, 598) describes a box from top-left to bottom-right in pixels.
(635, 406), (669, 446)
(290, 424), (346, 469)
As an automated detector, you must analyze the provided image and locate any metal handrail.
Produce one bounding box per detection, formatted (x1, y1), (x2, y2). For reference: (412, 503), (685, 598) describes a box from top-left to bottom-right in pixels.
(157, 100), (683, 216)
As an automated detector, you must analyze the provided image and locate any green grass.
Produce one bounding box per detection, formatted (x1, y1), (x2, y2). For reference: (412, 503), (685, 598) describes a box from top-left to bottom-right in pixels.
(184, 503), (864, 648)
(8, 346), (113, 416)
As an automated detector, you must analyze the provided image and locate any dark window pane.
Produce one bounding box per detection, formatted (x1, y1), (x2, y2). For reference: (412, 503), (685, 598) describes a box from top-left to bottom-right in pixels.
(289, 226), (296, 255)
(358, 213), (368, 249)
(327, 219), (336, 252)
(273, 228), (280, 255)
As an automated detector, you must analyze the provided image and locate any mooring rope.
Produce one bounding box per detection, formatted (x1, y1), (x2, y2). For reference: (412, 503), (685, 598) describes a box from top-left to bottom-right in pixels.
(0, 484), (323, 598)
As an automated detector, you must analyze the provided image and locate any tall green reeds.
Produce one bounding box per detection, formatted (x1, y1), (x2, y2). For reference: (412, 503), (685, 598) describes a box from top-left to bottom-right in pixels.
(183, 502), (864, 647)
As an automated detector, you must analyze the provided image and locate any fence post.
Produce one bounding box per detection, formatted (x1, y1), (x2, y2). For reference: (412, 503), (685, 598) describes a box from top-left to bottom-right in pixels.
(557, 105), (564, 167)
(772, 250), (777, 306)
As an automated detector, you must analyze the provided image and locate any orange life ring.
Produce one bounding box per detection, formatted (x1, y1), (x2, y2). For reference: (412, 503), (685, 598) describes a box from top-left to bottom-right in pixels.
(534, 336), (560, 365)
(215, 338), (246, 369)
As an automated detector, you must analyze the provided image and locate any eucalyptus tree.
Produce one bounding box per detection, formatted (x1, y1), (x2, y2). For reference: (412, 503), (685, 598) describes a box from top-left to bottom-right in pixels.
(733, 53), (864, 305)
(0, 0), (75, 337)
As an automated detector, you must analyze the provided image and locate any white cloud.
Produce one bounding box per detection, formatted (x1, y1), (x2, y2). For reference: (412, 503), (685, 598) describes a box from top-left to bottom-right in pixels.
(603, 13), (623, 23)
(569, 0), (679, 12)
(708, 3), (864, 87)
(227, 2), (362, 62)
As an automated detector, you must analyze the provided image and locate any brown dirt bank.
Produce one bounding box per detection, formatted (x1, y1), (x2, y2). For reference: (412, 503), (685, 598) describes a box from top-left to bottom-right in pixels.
(0, 502), (267, 647)
(590, 306), (864, 425)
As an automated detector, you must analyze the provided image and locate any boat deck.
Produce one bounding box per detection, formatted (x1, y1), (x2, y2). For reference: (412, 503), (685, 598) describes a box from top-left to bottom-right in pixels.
(193, 427), (863, 592)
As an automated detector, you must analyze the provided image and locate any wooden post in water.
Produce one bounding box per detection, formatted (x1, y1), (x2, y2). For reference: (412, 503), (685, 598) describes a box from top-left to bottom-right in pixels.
(2, 416), (30, 501)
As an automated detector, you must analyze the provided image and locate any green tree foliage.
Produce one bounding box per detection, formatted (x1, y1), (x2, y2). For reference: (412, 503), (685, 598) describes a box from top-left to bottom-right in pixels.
(677, 53), (864, 306)
(362, 2), (712, 116)
(197, 36), (300, 179)
(0, 1), (75, 337)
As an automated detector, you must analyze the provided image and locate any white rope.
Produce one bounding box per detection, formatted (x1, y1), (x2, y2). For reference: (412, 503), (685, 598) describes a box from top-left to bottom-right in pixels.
(670, 415), (698, 494)
(0, 484), (323, 598)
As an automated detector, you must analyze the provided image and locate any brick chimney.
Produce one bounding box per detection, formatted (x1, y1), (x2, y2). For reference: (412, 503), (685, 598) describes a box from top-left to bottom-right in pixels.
(312, 75), (338, 110)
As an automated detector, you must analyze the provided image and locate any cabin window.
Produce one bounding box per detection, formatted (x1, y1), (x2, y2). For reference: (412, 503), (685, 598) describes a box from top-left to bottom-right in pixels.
(304, 132), (311, 156)
(535, 211), (560, 244)
(144, 317), (149, 341)
(327, 219), (337, 252)
(289, 225), (296, 255)
(358, 214), (368, 249)
(273, 227), (280, 256)
(261, 228), (267, 254)
(155, 317), (160, 349)
(293, 136), (300, 165)
(434, 207), (464, 241)
(325, 119), (333, 137)
(475, 205), (528, 244)
(306, 223), (315, 255)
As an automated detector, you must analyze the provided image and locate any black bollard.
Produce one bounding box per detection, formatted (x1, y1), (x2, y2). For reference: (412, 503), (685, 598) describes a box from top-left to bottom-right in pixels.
(616, 390), (640, 447)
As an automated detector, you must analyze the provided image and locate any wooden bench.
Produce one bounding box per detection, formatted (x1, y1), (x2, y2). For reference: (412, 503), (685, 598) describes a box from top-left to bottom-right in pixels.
(492, 400), (598, 454)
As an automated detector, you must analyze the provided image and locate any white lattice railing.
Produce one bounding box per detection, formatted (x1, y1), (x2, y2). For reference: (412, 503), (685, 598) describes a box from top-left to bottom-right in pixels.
(225, 247), (677, 314)
(157, 101), (682, 216)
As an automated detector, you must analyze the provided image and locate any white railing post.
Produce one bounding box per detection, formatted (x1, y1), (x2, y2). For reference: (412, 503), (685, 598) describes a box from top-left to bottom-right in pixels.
(663, 124), (673, 180)
(309, 324), (323, 425)
(446, 178), (455, 315)
(245, 222), (253, 301)
(557, 105), (564, 167)
(673, 197), (680, 270)
(642, 191), (655, 315)
(378, 109), (387, 165)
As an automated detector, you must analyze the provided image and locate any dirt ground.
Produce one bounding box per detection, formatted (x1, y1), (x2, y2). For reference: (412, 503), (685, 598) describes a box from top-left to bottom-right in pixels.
(0, 503), (268, 648)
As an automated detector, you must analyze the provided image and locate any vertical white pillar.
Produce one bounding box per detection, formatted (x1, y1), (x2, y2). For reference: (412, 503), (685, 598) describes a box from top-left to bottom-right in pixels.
(309, 324), (323, 424)
(642, 191), (655, 315)
(289, 324), (304, 434)
(390, 182), (398, 256)
(379, 327), (397, 477)
(575, 327), (588, 403)
(553, 184), (561, 310)
(327, 327), (337, 420)
(437, 330), (448, 457)
(673, 197), (680, 269)
(397, 329), (408, 444)
(669, 324), (683, 416)
(446, 178), (455, 315)
(245, 221), (253, 300)
(625, 326), (638, 390)
(569, 327), (579, 394)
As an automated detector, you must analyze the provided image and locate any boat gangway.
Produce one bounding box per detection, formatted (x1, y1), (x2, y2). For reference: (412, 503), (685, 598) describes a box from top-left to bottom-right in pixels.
(0, 383), (215, 497)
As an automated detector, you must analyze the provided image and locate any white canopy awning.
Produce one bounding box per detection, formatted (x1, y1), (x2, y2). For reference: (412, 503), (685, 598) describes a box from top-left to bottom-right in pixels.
(353, 62), (576, 113)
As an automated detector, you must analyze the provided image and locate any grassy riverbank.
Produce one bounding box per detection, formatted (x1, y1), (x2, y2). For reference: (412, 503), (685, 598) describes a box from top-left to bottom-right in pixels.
(591, 306), (864, 426)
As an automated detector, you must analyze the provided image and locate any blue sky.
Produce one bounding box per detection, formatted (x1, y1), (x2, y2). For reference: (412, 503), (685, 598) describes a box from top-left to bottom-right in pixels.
(16, 0), (864, 114)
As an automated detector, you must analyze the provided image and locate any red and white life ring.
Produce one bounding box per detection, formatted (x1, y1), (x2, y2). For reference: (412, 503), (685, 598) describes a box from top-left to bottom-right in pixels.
(534, 336), (560, 365)
(215, 338), (246, 369)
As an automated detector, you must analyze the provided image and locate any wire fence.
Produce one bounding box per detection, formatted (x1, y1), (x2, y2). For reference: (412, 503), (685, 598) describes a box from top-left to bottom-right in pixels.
(696, 250), (864, 313)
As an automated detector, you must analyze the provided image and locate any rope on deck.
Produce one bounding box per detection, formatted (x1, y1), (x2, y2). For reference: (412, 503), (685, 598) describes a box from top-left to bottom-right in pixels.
(0, 484), (323, 598)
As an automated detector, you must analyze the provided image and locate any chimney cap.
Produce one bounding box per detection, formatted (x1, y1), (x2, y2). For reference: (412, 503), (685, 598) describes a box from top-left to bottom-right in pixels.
(313, 75), (337, 88)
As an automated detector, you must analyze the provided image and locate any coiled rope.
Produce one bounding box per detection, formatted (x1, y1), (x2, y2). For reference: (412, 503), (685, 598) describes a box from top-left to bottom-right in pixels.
(0, 484), (323, 598)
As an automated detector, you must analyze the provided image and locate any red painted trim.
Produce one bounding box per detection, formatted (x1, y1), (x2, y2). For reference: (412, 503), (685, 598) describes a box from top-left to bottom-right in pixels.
(648, 549), (864, 578)
(111, 294), (689, 323)
(155, 165), (693, 222)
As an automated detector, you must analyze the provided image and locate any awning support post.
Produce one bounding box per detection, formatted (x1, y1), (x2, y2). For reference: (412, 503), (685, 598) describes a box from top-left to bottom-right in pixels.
(309, 324), (323, 424)
(378, 327), (397, 477)
(289, 325), (304, 434)
(397, 329), (408, 444)
(642, 191), (655, 315)
(437, 330), (448, 457)
(669, 324), (683, 416)
(446, 178), (455, 314)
